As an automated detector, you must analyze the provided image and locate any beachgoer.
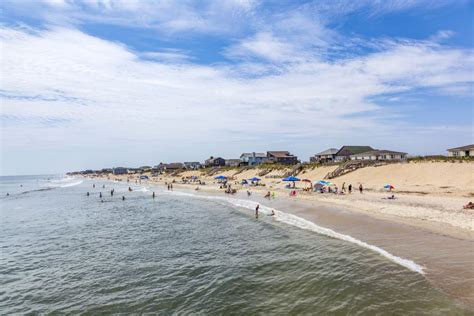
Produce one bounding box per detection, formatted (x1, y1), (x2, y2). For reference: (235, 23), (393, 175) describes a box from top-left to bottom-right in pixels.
(247, 190), (251, 197)
(171, 184), (173, 190)
(122, 196), (125, 201)
(111, 189), (114, 196)
(271, 210), (275, 216)
(388, 195), (396, 200)
(93, 184), (95, 188)
(255, 204), (260, 219)
(128, 187), (132, 192)
(152, 192), (155, 199)
(102, 184), (105, 189)
(463, 202), (474, 209)
(99, 192), (102, 198)
(86, 192), (90, 196)
(342, 182), (346, 193)
(359, 184), (363, 194)
(6, 193), (9, 196)
(348, 184), (352, 194)
(264, 191), (271, 199)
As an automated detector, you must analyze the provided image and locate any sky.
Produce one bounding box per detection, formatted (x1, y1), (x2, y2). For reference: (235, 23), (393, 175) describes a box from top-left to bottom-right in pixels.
(1, 0), (473, 175)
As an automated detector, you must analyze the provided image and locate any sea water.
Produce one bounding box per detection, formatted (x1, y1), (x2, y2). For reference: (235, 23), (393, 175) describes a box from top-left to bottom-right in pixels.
(0, 175), (470, 314)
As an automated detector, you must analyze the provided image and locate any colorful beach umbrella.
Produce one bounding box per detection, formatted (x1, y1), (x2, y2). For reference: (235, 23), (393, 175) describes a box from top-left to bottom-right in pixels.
(384, 184), (394, 189)
(315, 180), (331, 186)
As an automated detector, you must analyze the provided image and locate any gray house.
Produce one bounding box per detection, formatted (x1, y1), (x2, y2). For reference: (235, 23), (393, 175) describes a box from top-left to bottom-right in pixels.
(350, 150), (407, 161)
(113, 167), (128, 175)
(310, 148), (338, 162)
(335, 146), (374, 161)
(205, 156), (226, 167)
(184, 162), (202, 169)
(240, 152), (268, 166)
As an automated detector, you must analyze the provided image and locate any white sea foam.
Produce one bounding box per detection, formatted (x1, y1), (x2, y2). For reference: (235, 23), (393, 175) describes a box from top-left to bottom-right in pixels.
(168, 191), (425, 275)
(59, 180), (83, 188)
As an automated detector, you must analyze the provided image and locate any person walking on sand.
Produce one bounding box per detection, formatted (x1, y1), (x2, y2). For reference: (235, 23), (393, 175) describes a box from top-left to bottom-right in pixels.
(348, 184), (352, 194)
(359, 184), (363, 194)
(255, 204), (260, 219)
(342, 182), (346, 193)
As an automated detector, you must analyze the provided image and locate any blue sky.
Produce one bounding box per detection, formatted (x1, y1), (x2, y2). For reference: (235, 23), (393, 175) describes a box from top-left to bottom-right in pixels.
(1, 0), (473, 175)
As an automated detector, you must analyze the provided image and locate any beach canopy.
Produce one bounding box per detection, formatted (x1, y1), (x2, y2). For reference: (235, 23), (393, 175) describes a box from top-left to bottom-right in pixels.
(215, 175), (227, 180)
(248, 177), (261, 181)
(282, 176), (300, 182)
(384, 184), (394, 189)
(302, 179), (312, 182)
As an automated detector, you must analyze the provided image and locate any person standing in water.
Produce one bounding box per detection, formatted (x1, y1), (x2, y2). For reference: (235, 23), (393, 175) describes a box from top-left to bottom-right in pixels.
(122, 196), (125, 201)
(86, 192), (90, 196)
(93, 184), (95, 188)
(110, 189), (114, 197)
(152, 192), (155, 199)
(99, 192), (102, 198)
(255, 204), (260, 219)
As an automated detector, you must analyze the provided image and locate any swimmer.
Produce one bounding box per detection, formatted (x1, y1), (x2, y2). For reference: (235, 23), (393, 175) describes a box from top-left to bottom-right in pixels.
(99, 192), (102, 198)
(255, 204), (259, 219)
(86, 192), (90, 196)
(152, 192), (155, 199)
(122, 196), (125, 201)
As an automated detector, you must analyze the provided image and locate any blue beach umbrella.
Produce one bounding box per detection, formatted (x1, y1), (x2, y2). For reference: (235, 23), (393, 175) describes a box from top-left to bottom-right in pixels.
(315, 180), (331, 186)
(248, 177), (261, 181)
(282, 176), (300, 182)
(215, 175), (227, 180)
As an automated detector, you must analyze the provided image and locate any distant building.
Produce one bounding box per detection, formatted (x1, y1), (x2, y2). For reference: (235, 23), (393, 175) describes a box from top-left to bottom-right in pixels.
(165, 163), (185, 170)
(113, 167), (128, 175)
(447, 144), (474, 157)
(267, 151), (298, 164)
(184, 162), (202, 170)
(310, 148), (339, 163)
(350, 150), (407, 161)
(240, 152), (268, 166)
(205, 156), (226, 167)
(225, 159), (241, 167)
(335, 146), (374, 161)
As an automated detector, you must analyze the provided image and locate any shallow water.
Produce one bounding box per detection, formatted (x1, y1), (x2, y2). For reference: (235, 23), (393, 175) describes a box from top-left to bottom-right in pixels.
(0, 175), (470, 314)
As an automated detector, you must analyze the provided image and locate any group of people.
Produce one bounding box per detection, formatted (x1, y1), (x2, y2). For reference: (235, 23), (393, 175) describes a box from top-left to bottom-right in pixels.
(87, 183), (156, 202)
(254, 204), (276, 219)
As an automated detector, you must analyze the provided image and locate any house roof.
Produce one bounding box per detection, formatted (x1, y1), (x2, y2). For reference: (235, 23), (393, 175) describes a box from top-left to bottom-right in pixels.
(350, 149), (407, 157)
(267, 151), (294, 158)
(447, 144), (474, 151)
(240, 152), (267, 158)
(315, 148), (339, 156)
(205, 157), (224, 162)
(336, 146), (374, 156)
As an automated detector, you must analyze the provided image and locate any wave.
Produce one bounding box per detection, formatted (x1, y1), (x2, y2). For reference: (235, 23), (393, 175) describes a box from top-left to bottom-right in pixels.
(167, 191), (425, 275)
(58, 180), (83, 188)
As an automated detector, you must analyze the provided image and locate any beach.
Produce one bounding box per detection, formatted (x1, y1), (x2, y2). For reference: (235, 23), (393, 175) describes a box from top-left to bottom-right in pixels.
(79, 161), (474, 308)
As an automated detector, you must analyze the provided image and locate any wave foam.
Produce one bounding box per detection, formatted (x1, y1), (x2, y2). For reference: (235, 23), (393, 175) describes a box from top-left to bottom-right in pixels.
(168, 191), (424, 274)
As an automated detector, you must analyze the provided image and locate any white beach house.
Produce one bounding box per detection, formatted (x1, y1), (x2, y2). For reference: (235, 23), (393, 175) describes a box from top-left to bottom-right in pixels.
(447, 144), (474, 157)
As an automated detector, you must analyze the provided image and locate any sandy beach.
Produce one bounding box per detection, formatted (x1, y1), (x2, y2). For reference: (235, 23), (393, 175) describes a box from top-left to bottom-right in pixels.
(82, 161), (474, 308)
(96, 161), (474, 238)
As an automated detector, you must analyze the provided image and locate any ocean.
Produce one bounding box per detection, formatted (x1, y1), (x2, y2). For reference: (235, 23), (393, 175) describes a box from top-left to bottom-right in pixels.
(0, 175), (470, 314)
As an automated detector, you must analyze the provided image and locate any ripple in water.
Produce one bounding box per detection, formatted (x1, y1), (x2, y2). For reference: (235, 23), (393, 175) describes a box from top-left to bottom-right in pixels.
(0, 176), (470, 314)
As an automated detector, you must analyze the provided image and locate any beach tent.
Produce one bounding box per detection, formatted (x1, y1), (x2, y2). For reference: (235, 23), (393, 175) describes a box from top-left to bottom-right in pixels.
(248, 177), (261, 182)
(282, 176), (300, 188)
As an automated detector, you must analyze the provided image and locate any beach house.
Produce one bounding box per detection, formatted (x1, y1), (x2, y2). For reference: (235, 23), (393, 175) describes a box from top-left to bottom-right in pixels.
(205, 156), (226, 167)
(240, 152), (268, 166)
(225, 159), (241, 167)
(267, 151), (298, 164)
(310, 148), (339, 163)
(447, 144), (474, 157)
(349, 150), (407, 161)
(335, 146), (374, 161)
(112, 167), (128, 175)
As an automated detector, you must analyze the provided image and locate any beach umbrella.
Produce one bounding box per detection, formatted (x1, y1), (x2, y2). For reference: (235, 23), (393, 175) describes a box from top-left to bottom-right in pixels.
(302, 179), (313, 188)
(248, 177), (261, 182)
(315, 180), (331, 186)
(384, 184), (394, 190)
(215, 175), (227, 180)
(282, 176), (300, 188)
